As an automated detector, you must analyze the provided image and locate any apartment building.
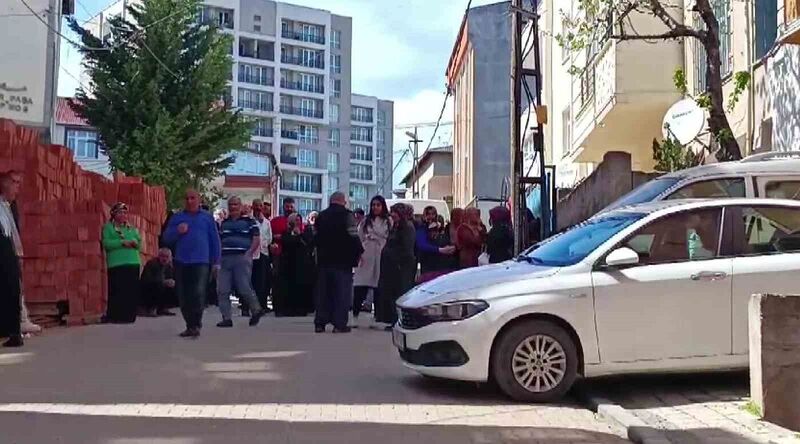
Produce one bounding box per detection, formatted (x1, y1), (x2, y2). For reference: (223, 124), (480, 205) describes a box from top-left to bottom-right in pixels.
(84, 0), (393, 214)
(682, 0), (800, 155)
(447, 1), (512, 208)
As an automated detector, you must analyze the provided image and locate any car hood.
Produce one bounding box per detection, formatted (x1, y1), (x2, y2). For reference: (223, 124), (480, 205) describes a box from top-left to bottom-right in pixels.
(398, 261), (560, 307)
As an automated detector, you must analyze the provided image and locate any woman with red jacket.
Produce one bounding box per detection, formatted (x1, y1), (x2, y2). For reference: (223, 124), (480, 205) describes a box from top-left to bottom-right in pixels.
(456, 207), (486, 269)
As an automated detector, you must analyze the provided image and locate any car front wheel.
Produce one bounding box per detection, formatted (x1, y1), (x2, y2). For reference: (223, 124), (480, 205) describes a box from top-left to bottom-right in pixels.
(491, 319), (578, 402)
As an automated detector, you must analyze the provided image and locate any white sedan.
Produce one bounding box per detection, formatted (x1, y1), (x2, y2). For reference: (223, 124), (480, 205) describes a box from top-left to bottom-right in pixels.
(393, 199), (800, 402)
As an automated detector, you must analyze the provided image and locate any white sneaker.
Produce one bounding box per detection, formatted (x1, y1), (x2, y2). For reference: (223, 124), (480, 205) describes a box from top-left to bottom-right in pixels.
(21, 322), (42, 334)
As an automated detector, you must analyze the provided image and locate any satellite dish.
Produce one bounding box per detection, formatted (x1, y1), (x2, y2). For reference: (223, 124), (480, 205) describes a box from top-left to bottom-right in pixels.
(662, 99), (706, 145)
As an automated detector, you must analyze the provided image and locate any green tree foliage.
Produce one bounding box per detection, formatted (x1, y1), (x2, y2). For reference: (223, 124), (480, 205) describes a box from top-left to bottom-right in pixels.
(559, 0), (753, 162)
(652, 137), (701, 172)
(68, 0), (250, 207)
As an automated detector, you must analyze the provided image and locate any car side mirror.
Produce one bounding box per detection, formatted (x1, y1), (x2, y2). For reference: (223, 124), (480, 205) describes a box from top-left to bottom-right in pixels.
(605, 247), (640, 267)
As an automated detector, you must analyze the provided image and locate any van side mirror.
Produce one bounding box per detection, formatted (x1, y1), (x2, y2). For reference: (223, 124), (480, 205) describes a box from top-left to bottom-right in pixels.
(605, 247), (640, 267)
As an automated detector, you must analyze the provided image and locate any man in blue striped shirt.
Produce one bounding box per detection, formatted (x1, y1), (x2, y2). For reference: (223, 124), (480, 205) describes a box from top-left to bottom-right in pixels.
(217, 196), (265, 327)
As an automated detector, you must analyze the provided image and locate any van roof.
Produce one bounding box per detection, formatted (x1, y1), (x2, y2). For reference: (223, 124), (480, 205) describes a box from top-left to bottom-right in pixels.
(662, 153), (800, 181)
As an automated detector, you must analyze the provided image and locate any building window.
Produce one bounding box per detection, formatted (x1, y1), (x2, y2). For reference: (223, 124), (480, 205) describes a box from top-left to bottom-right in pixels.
(350, 183), (367, 200)
(376, 148), (384, 163)
(351, 145), (372, 161)
(238, 88), (272, 112)
(693, 15), (708, 93)
(377, 130), (385, 144)
(332, 30), (341, 49)
(254, 24), (261, 32)
(66, 129), (99, 158)
(561, 107), (571, 156)
(350, 126), (372, 143)
(350, 164), (373, 181)
(715, 0), (732, 77)
(351, 106), (373, 123)
(298, 148), (319, 168)
(331, 54), (341, 74)
(298, 125), (319, 144)
(377, 168), (385, 183)
(377, 110), (386, 126)
(329, 176), (340, 192)
(239, 64), (273, 86)
(327, 152), (339, 172)
(254, 15), (261, 21)
(227, 150), (270, 176)
(297, 198), (317, 216)
(333, 79), (341, 98)
(755, 0), (778, 60)
(330, 103), (339, 122)
(248, 141), (271, 153)
(328, 128), (340, 147)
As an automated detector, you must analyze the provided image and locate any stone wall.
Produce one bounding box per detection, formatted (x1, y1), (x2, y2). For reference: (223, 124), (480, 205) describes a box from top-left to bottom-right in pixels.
(749, 294), (800, 432)
(0, 118), (166, 327)
(555, 151), (659, 231)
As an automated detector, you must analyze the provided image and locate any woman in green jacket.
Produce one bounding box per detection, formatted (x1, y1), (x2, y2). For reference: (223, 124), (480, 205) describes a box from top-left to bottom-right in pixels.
(102, 202), (142, 323)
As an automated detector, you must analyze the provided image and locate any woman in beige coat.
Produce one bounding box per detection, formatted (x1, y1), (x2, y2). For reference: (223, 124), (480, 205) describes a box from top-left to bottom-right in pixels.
(352, 195), (390, 326)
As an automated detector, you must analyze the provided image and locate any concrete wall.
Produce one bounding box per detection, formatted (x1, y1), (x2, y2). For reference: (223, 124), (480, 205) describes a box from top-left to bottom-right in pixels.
(240, 0), (277, 36)
(468, 2), (511, 202)
(556, 151), (658, 230)
(749, 294), (800, 432)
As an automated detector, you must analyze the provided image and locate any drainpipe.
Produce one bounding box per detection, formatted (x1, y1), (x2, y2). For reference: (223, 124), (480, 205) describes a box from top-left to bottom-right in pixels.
(746, 0), (756, 154)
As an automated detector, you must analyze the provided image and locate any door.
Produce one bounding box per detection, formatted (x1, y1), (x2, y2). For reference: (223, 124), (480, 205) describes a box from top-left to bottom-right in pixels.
(727, 205), (800, 354)
(593, 208), (733, 362)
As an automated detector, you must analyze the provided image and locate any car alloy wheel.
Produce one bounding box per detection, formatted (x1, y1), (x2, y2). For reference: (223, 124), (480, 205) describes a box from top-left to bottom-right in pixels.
(512, 334), (567, 393)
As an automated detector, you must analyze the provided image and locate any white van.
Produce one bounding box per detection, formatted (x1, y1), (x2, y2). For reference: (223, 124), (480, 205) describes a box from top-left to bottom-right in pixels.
(605, 152), (800, 211)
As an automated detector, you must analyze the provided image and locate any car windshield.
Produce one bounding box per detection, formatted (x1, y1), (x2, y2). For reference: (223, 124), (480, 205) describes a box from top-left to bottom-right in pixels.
(604, 178), (681, 211)
(520, 213), (644, 266)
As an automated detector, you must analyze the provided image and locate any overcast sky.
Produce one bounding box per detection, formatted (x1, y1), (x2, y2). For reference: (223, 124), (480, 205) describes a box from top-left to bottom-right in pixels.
(57, 0), (502, 188)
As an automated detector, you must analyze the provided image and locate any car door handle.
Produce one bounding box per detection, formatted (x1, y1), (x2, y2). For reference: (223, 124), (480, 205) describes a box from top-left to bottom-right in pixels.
(690, 271), (728, 281)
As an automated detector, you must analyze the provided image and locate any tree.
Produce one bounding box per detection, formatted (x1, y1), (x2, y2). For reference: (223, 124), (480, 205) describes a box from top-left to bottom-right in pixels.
(68, 0), (251, 207)
(559, 0), (750, 162)
(652, 137), (701, 172)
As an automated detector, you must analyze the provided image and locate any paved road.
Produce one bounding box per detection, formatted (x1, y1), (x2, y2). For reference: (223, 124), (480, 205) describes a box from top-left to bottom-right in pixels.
(0, 313), (627, 443)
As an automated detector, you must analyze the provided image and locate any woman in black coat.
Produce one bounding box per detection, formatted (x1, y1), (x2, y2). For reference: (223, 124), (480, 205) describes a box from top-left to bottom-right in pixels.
(375, 204), (417, 329)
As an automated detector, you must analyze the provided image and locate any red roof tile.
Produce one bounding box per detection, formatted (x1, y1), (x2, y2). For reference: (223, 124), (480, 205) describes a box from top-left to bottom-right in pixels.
(55, 97), (91, 127)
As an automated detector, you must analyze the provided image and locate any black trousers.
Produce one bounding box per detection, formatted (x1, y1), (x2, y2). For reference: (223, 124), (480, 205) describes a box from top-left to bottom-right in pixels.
(175, 263), (210, 330)
(314, 267), (353, 330)
(0, 243), (21, 338)
(244, 255), (271, 311)
(141, 283), (175, 312)
(107, 265), (140, 324)
(353, 286), (376, 317)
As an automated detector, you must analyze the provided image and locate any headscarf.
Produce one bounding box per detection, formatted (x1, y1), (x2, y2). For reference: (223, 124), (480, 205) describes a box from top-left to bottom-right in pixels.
(490, 206), (511, 227)
(110, 202), (128, 223)
(450, 208), (465, 228)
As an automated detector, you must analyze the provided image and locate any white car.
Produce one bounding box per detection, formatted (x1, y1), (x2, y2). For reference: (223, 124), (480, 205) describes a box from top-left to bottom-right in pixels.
(393, 198), (800, 402)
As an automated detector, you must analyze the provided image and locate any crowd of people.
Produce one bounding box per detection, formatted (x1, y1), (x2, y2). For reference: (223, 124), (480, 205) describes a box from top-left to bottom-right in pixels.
(0, 174), (529, 346)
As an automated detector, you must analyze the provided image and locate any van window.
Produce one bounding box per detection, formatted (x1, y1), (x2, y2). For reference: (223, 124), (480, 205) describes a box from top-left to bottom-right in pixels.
(764, 181), (800, 200)
(667, 178), (745, 200)
(730, 206), (800, 255)
(604, 177), (680, 211)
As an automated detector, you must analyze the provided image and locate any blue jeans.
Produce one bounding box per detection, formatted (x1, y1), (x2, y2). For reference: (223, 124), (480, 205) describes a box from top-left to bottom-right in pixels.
(315, 267), (353, 330)
(217, 254), (261, 321)
(175, 263), (210, 330)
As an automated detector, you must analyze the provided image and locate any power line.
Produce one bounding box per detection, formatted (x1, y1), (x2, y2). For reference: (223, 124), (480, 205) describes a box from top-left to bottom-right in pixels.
(17, 0), (110, 51)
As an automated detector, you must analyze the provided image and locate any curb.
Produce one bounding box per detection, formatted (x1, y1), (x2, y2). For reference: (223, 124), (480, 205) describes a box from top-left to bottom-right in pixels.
(574, 385), (672, 444)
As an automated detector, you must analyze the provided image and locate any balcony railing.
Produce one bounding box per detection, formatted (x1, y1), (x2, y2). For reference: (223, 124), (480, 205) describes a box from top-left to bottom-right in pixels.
(281, 130), (299, 140)
(351, 114), (374, 123)
(280, 105), (323, 119)
(280, 79), (324, 94)
(251, 126), (273, 138)
(350, 152), (373, 162)
(350, 172), (374, 181)
(238, 72), (273, 86)
(281, 29), (325, 45)
(280, 155), (298, 165)
(280, 54), (324, 69)
(350, 134), (373, 143)
(282, 181), (322, 194)
(239, 100), (273, 112)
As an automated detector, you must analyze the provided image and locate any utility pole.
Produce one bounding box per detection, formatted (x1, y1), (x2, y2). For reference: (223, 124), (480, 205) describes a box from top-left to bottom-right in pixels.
(510, 0), (525, 254)
(405, 128), (422, 198)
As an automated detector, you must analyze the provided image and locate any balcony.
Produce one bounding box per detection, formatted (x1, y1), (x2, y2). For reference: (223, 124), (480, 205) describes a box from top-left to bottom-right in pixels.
(239, 38), (274, 62)
(282, 179), (322, 194)
(780, 0), (800, 44)
(281, 54), (324, 70)
(281, 29), (325, 45)
(350, 171), (374, 182)
(351, 114), (374, 123)
(280, 155), (298, 165)
(350, 133), (373, 143)
(568, 36), (682, 172)
(280, 105), (323, 119)
(238, 72), (273, 87)
(281, 130), (299, 140)
(239, 100), (273, 112)
(198, 7), (234, 29)
(251, 126), (273, 138)
(350, 152), (373, 162)
(280, 79), (324, 94)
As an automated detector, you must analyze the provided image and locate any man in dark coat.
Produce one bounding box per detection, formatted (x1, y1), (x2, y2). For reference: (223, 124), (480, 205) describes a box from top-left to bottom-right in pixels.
(313, 192), (363, 333)
(0, 171), (23, 347)
(140, 248), (178, 316)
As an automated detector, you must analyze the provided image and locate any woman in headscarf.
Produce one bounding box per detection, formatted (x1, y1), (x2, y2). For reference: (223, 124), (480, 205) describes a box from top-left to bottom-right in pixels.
(276, 213), (313, 316)
(302, 211), (319, 314)
(457, 207), (486, 269)
(352, 195), (390, 327)
(487, 206), (514, 263)
(101, 203), (142, 323)
(375, 203), (416, 330)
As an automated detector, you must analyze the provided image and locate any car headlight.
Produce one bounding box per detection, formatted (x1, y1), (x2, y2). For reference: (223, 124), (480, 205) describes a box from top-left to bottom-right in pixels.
(417, 300), (489, 323)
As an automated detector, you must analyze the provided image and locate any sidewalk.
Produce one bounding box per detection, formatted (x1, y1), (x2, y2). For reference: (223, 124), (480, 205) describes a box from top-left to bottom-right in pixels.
(580, 372), (800, 444)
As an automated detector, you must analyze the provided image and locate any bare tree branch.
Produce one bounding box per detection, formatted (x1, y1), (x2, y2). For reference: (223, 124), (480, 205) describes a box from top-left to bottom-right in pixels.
(612, 25), (702, 41)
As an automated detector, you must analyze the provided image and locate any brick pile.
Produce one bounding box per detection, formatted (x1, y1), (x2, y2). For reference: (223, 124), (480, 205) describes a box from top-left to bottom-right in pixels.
(0, 118), (166, 327)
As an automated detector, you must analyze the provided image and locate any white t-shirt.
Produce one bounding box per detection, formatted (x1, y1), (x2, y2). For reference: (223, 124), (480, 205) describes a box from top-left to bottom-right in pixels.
(254, 216), (273, 259)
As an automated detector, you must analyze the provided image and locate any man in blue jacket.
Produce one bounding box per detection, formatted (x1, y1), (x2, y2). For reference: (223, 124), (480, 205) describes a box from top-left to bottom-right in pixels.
(163, 189), (221, 338)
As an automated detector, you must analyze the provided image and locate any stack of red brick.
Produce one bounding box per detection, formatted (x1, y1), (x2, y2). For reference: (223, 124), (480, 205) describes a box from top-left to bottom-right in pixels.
(0, 119), (166, 327)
